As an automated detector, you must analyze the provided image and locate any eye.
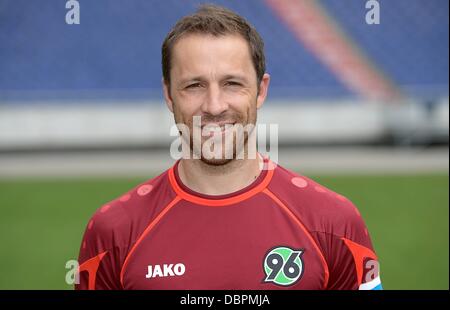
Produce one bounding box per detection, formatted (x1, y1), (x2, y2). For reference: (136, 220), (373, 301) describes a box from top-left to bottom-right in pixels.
(185, 83), (201, 89)
(225, 81), (242, 87)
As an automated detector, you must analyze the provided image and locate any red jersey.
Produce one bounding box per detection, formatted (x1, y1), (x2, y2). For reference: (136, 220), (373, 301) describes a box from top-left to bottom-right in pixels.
(76, 159), (382, 290)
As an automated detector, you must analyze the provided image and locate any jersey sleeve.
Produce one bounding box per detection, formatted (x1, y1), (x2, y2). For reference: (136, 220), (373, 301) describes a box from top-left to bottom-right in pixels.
(313, 201), (382, 290)
(75, 203), (129, 290)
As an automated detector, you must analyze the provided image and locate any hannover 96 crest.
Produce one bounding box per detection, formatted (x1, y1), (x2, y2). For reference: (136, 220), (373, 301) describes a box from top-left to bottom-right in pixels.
(263, 246), (304, 286)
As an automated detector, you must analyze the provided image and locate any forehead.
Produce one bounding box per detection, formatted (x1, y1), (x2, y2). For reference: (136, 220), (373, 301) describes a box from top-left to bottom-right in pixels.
(170, 33), (256, 80)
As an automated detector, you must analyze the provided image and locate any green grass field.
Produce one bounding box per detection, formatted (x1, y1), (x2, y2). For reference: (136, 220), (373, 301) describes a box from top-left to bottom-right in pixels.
(0, 173), (448, 289)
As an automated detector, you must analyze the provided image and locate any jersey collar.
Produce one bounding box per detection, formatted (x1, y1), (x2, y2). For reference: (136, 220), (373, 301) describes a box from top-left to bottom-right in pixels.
(168, 157), (275, 206)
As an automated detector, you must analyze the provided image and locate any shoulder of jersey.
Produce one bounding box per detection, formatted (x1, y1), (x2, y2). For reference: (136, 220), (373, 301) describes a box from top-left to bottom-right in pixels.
(85, 169), (174, 239)
(267, 164), (365, 236)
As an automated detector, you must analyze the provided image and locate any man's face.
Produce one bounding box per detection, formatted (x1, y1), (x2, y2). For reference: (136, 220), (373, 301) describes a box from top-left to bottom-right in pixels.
(163, 33), (270, 166)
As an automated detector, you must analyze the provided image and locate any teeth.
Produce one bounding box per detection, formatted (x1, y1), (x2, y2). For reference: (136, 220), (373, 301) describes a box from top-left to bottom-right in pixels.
(203, 124), (232, 130)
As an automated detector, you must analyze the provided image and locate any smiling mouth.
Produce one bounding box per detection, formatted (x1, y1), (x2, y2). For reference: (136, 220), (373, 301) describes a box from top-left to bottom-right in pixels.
(200, 122), (236, 136)
(201, 122), (236, 130)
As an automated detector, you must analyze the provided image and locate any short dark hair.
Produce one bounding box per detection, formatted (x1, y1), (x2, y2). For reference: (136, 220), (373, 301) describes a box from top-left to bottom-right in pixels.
(161, 4), (266, 87)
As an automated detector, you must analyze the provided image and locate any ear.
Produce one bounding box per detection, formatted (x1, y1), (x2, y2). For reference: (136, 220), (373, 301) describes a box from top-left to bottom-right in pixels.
(256, 73), (270, 109)
(162, 78), (174, 113)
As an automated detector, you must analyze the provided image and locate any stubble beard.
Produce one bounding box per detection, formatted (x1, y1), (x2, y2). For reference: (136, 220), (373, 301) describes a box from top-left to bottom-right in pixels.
(173, 105), (257, 167)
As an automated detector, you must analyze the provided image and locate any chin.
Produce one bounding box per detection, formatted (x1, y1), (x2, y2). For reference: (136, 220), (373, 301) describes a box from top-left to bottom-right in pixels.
(200, 157), (234, 166)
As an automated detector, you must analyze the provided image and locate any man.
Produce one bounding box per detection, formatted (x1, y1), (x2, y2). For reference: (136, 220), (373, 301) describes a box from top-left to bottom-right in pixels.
(76, 4), (382, 290)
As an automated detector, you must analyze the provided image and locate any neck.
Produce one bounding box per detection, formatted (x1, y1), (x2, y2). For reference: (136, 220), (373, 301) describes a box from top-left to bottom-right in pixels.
(177, 154), (263, 196)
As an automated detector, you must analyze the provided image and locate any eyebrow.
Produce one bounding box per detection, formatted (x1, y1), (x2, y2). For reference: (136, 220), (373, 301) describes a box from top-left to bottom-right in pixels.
(222, 74), (248, 83)
(178, 76), (203, 85)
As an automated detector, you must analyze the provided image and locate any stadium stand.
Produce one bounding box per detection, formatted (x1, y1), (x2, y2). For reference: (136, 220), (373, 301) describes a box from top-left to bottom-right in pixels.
(0, 0), (448, 149)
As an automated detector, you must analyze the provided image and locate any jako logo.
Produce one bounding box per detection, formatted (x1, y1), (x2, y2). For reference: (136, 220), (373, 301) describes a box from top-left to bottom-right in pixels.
(145, 263), (185, 278)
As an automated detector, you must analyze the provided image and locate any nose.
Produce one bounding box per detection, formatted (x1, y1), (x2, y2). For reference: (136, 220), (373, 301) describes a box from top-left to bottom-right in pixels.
(201, 84), (229, 116)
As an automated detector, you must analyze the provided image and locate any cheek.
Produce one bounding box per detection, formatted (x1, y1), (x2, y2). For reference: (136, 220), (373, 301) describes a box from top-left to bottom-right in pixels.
(229, 95), (257, 120)
(172, 102), (187, 126)
(181, 91), (206, 108)
(172, 96), (198, 123)
(246, 105), (256, 124)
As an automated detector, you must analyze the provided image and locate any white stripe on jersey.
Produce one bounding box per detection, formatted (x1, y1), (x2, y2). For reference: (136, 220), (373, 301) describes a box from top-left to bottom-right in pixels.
(359, 276), (382, 290)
